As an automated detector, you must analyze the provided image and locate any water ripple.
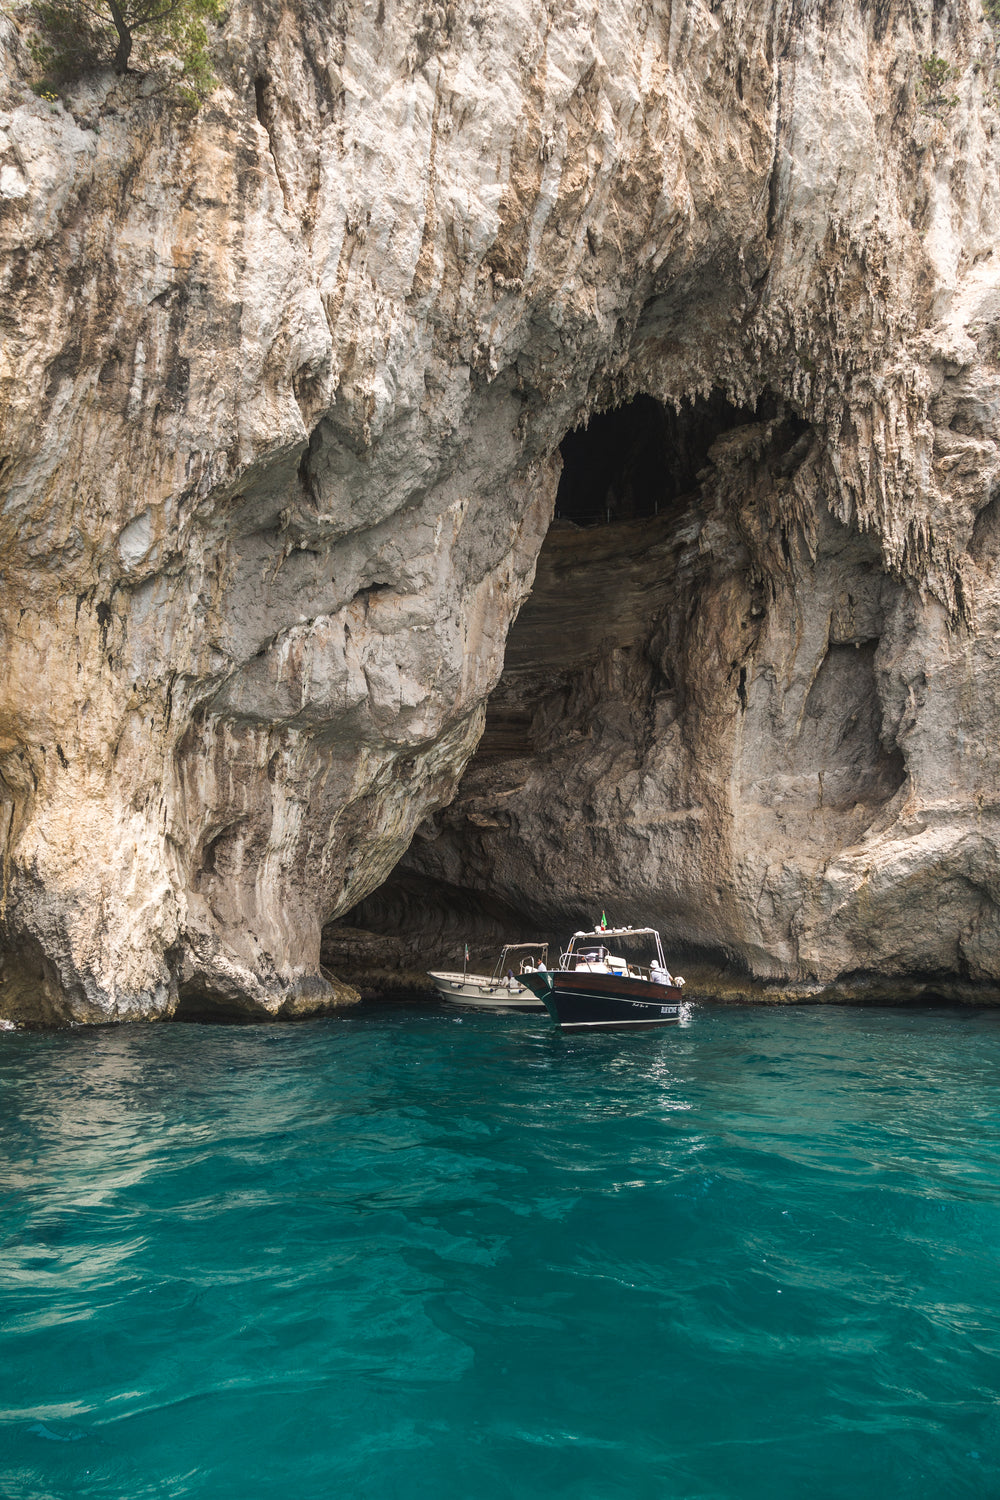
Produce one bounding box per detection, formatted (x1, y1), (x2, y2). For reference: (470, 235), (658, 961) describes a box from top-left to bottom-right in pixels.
(1, 1004), (999, 1498)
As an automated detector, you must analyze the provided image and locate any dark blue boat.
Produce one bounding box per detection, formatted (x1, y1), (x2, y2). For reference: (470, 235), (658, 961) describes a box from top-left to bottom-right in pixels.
(519, 925), (685, 1031)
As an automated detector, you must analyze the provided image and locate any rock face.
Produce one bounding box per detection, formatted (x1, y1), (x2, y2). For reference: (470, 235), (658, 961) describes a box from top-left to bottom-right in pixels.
(3, 0), (1000, 1020)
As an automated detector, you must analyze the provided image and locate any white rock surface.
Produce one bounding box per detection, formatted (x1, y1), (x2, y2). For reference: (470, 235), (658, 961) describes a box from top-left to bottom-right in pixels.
(2, 0), (1000, 1018)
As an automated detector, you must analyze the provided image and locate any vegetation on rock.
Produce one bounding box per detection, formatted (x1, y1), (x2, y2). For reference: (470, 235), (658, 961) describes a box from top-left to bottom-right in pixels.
(26, 0), (222, 103)
(918, 51), (960, 112)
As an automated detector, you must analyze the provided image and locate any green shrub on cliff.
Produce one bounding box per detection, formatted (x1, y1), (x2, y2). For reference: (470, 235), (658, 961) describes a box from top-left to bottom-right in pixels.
(917, 51), (960, 112)
(27, 0), (223, 104)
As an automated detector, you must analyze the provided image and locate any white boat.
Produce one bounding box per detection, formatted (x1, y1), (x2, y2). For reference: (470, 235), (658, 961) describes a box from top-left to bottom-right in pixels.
(428, 943), (549, 1011)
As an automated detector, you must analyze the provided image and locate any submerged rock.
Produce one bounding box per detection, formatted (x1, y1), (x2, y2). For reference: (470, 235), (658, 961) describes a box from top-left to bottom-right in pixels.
(2, 0), (1000, 1018)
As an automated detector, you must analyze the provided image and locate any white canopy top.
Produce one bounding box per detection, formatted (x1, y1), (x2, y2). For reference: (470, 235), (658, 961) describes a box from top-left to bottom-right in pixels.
(570, 926), (661, 941)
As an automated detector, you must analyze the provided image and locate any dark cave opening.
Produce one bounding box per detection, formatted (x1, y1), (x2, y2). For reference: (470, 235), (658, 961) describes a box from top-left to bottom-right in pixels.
(172, 985), (264, 1023)
(554, 389), (774, 525)
(472, 388), (786, 758)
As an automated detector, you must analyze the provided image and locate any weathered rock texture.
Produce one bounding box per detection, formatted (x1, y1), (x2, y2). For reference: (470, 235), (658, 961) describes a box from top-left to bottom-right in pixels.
(4, 0), (1000, 1019)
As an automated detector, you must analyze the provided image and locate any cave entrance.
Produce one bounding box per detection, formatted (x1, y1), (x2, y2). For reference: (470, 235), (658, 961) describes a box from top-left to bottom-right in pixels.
(326, 387), (794, 970)
(554, 390), (771, 526)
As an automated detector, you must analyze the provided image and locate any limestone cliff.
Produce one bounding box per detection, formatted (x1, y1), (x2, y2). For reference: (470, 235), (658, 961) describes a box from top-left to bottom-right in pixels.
(3, 0), (1000, 1020)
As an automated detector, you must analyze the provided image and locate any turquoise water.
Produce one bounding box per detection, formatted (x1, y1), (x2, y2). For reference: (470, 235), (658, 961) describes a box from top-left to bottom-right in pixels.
(2, 1003), (999, 1500)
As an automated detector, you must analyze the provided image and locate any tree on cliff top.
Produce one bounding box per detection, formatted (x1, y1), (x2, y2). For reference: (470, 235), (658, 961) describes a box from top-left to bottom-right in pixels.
(28, 0), (223, 103)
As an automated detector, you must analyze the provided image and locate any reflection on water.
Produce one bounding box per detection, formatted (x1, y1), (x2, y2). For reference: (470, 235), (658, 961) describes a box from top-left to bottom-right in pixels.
(1, 1003), (999, 1499)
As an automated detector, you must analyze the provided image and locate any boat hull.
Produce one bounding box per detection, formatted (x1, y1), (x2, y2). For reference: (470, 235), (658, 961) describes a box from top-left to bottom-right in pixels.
(427, 971), (545, 1012)
(519, 970), (682, 1030)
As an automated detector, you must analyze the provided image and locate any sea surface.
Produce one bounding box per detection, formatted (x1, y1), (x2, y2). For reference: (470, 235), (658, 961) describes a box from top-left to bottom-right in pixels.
(1, 1001), (999, 1500)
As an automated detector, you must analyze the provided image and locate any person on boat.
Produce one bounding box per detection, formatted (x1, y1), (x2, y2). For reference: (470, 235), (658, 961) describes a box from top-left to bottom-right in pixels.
(650, 961), (672, 985)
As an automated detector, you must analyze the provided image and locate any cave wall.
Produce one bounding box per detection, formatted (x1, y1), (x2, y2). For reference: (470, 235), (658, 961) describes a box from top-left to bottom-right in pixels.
(3, 0), (1000, 1017)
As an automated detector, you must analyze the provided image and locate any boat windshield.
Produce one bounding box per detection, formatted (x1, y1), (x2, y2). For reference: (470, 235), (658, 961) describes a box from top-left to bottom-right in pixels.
(560, 926), (666, 978)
